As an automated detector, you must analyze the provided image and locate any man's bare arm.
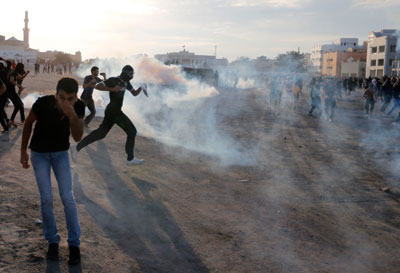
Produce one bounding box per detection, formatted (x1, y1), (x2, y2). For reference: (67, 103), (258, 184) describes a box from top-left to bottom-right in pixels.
(95, 82), (122, 92)
(20, 110), (37, 168)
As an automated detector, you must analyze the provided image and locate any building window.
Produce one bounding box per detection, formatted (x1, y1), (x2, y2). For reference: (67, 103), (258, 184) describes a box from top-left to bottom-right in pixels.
(389, 59), (394, 67)
(379, 46), (385, 53)
(371, 47), (377, 53)
(377, 69), (383, 78)
(390, 45), (397, 53)
(378, 59), (384, 66)
(371, 60), (376, 66)
(370, 70), (376, 77)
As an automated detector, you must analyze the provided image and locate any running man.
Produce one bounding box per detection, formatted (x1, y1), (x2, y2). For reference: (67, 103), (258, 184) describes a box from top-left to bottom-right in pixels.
(20, 77), (84, 265)
(81, 66), (106, 127)
(71, 65), (147, 165)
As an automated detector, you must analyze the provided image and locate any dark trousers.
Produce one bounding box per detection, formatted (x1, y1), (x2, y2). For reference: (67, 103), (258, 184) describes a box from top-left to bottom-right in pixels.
(0, 93), (8, 130)
(365, 99), (375, 114)
(8, 91), (25, 122)
(309, 97), (321, 114)
(83, 98), (96, 126)
(77, 110), (137, 160)
(380, 95), (392, 112)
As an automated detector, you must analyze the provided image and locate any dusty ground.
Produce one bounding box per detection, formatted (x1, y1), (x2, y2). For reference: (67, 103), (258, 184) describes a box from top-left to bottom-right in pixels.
(1, 74), (400, 273)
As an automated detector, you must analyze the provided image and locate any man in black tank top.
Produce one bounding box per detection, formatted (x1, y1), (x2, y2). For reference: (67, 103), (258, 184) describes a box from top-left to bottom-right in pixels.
(72, 65), (147, 165)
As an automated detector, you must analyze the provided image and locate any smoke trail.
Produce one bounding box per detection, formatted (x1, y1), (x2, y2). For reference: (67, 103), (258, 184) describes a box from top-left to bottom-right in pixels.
(76, 56), (254, 166)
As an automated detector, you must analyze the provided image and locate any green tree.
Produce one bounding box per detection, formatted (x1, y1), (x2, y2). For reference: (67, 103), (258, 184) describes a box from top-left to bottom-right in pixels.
(275, 51), (306, 73)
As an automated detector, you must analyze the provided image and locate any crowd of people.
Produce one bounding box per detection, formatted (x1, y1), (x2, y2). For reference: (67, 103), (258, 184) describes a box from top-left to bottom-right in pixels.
(266, 75), (400, 124)
(1, 56), (400, 266)
(34, 61), (74, 75)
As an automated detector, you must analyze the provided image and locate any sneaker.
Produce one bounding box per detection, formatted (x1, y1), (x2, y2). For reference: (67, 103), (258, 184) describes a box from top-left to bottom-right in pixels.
(70, 144), (78, 163)
(46, 243), (59, 261)
(127, 157), (144, 166)
(68, 246), (81, 265)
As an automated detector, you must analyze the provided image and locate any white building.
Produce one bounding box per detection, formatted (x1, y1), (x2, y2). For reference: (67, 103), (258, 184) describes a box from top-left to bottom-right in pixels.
(341, 57), (366, 78)
(0, 11), (37, 66)
(0, 35), (37, 65)
(366, 29), (399, 78)
(311, 38), (362, 73)
(392, 59), (400, 77)
(155, 49), (228, 70)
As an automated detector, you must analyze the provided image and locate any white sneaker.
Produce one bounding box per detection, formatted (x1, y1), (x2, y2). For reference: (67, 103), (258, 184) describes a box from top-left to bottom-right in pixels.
(127, 157), (144, 166)
(70, 144), (78, 163)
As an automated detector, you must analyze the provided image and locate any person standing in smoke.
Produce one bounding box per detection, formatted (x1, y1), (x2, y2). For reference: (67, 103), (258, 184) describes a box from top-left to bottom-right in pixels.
(71, 65), (148, 165)
(308, 77), (322, 116)
(80, 66), (106, 128)
(363, 83), (376, 118)
(380, 76), (393, 112)
(322, 78), (336, 122)
(20, 78), (84, 265)
(387, 77), (400, 125)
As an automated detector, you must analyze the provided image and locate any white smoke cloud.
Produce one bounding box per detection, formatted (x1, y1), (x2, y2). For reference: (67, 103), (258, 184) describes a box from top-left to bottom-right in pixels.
(237, 78), (255, 89)
(76, 56), (254, 166)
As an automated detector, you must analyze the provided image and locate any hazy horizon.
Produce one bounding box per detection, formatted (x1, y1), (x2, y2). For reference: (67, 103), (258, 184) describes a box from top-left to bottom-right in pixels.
(1, 0), (400, 61)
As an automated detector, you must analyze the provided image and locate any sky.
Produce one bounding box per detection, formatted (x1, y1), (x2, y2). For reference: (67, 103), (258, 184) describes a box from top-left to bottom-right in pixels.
(1, 0), (399, 61)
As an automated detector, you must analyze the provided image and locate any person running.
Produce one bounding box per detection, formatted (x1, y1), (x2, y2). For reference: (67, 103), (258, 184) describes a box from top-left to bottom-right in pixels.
(16, 65), (30, 95)
(71, 65), (148, 165)
(363, 83), (376, 118)
(81, 66), (106, 127)
(8, 63), (26, 127)
(20, 77), (84, 265)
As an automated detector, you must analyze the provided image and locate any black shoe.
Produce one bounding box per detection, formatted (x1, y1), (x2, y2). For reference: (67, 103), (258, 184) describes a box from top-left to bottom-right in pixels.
(68, 246), (81, 265)
(46, 243), (59, 261)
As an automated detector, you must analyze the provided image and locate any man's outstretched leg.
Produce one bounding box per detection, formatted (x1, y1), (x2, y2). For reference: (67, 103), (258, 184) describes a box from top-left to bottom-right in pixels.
(115, 112), (142, 165)
(71, 117), (113, 163)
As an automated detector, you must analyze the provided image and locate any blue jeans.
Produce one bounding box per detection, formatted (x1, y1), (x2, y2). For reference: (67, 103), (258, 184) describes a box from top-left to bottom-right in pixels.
(31, 150), (81, 247)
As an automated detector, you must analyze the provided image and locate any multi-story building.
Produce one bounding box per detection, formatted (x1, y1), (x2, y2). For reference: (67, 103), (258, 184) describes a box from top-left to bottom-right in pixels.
(0, 35), (37, 65)
(341, 57), (366, 78)
(392, 59), (400, 77)
(366, 29), (399, 78)
(311, 38), (362, 73)
(321, 42), (367, 78)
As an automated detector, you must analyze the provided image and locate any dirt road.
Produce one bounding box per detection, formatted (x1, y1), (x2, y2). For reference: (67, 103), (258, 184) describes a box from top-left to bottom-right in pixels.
(1, 86), (400, 272)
